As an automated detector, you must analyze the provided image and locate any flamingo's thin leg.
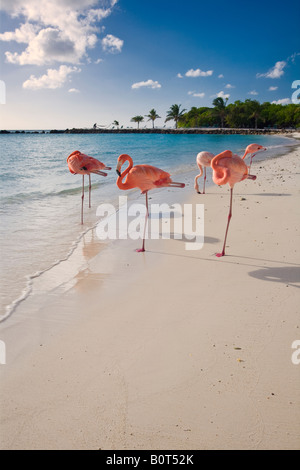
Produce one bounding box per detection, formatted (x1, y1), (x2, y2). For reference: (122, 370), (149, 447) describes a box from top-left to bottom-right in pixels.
(203, 167), (206, 194)
(249, 153), (256, 172)
(89, 174), (91, 208)
(81, 175), (84, 225)
(217, 187), (233, 257)
(136, 191), (149, 252)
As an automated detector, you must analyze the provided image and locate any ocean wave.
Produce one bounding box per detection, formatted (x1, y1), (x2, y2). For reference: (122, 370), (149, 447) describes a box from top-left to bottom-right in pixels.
(0, 219), (103, 322)
(0, 180), (113, 206)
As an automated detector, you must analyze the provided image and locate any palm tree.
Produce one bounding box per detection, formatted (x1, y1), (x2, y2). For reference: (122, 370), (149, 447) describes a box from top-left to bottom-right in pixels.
(212, 97), (228, 128)
(113, 120), (119, 129)
(145, 109), (161, 129)
(247, 100), (262, 129)
(131, 115), (144, 129)
(165, 104), (186, 129)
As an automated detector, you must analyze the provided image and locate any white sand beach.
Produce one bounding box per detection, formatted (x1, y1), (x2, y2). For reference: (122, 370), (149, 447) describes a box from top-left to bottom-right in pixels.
(0, 143), (299, 450)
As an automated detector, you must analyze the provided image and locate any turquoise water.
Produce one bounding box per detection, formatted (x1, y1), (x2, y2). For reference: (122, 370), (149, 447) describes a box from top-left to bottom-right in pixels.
(0, 132), (296, 317)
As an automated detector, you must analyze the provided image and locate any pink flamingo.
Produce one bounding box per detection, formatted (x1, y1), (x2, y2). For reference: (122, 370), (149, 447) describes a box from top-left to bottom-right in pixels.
(67, 150), (111, 224)
(242, 143), (266, 171)
(211, 150), (257, 257)
(194, 151), (214, 194)
(116, 154), (185, 252)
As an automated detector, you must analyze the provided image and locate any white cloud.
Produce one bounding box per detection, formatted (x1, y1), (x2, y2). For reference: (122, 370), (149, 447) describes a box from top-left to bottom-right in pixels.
(5, 28), (82, 65)
(218, 74), (224, 78)
(188, 91), (205, 98)
(248, 90), (258, 95)
(217, 91), (230, 99)
(0, 1), (120, 65)
(185, 68), (213, 77)
(271, 98), (291, 105)
(257, 60), (286, 79)
(177, 73), (183, 78)
(225, 83), (234, 89)
(132, 79), (161, 90)
(101, 34), (123, 53)
(0, 22), (38, 43)
(68, 87), (80, 93)
(269, 86), (278, 91)
(288, 52), (300, 63)
(94, 58), (103, 64)
(23, 65), (80, 90)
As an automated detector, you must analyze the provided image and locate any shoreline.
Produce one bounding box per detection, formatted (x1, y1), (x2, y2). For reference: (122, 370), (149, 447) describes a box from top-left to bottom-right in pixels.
(0, 128), (298, 135)
(1, 136), (296, 323)
(1, 133), (296, 321)
(0, 142), (299, 450)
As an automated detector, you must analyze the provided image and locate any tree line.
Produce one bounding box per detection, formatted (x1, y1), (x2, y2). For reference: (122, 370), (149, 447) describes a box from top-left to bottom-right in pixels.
(178, 98), (300, 129)
(130, 105), (186, 129)
(120, 98), (300, 130)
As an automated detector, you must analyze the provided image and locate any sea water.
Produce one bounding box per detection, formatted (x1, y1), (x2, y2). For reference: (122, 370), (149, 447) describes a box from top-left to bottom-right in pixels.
(0, 132), (296, 319)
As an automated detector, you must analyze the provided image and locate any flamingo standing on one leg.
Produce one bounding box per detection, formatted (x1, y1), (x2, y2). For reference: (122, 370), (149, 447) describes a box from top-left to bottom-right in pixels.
(67, 150), (111, 224)
(194, 151), (214, 194)
(116, 154), (185, 252)
(211, 150), (257, 257)
(242, 144), (266, 171)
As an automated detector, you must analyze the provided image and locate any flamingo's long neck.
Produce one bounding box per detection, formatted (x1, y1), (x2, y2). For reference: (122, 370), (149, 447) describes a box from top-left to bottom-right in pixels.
(117, 155), (134, 190)
(211, 150), (233, 171)
(197, 162), (203, 178)
(67, 150), (80, 163)
(211, 150), (233, 186)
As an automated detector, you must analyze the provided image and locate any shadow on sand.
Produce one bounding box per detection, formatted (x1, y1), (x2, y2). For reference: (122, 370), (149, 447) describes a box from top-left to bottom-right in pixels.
(248, 266), (300, 287)
(161, 234), (220, 243)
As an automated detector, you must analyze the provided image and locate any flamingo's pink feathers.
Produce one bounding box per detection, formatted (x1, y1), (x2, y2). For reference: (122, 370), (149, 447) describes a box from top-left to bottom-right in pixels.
(196, 151), (214, 169)
(116, 155), (184, 193)
(126, 165), (172, 192)
(211, 150), (249, 188)
(242, 143), (266, 159)
(67, 150), (108, 175)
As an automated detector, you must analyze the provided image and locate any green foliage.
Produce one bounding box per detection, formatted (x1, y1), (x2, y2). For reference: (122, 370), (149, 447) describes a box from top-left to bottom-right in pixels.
(145, 109), (161, 128)
(179, 99), (300, 129)
(165, 104), (186, 128)
(130, 115), (144, 129)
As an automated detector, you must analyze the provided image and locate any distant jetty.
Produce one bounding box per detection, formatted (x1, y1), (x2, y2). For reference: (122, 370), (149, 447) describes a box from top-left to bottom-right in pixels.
(51, 127), (297, 135)
(1, 128), (297, 135)
(50, 127), (295, 135)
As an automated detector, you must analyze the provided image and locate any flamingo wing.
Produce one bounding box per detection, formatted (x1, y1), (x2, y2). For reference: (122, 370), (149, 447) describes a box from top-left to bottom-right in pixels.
(127, 165), (172, 192)
(197, 151), (214, 167)
(81, 156), (106, 172)
(212, 155), (248, 186)
(67, 151), (85, 174)
(67, 151), (108, 175)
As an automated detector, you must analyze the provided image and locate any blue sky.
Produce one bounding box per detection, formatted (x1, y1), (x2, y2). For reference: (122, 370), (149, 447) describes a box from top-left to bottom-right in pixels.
(0, 0), (299, 129)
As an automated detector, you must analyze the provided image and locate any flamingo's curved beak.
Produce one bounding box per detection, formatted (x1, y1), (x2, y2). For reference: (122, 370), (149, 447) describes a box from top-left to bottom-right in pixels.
(116, 169), (121, 177)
